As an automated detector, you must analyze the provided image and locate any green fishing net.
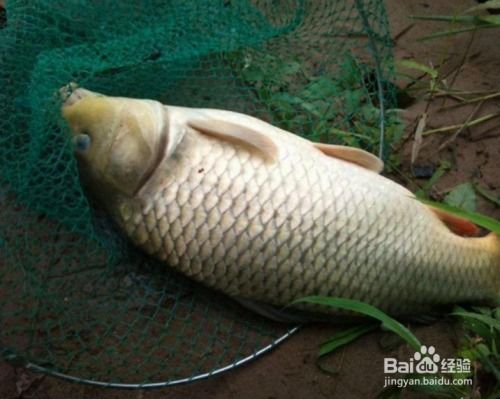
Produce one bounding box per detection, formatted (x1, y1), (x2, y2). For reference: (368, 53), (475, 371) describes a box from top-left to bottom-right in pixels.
(0, 0), (398, 387)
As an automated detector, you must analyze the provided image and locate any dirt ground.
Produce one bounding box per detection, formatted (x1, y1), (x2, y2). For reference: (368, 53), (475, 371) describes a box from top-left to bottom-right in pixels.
(1, 0), (500, 398)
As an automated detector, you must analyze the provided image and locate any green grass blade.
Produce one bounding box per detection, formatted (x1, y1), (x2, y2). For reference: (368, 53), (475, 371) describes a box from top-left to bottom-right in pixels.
(398, 60), (438, 78)
(330, 127), (375, 142)
(475, 185), (500, 207)
(452, 310), (500, 331)
(466, 0), (500, 13)
(410, 15), (482, 24)
(318, 324), (377, 357)
(294, 296), (421, 350)
(417, 26), (492, 41)
(411, 14), (500, 27)
(416, 198), (500, 233)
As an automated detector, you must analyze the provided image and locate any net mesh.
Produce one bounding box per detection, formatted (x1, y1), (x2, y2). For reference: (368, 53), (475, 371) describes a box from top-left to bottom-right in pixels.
(0, 0), (398, 387)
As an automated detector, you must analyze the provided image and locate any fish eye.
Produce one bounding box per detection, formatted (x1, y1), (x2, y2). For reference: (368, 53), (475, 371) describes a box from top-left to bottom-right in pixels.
(72, 133), (92, 153)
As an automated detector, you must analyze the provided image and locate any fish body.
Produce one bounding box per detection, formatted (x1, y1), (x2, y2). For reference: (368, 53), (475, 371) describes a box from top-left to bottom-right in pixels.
(61, 86), (500, 319)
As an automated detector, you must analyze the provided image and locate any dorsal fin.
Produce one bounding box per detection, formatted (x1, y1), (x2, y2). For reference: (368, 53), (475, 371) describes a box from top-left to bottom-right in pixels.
(313, 143), (384, 173)
(428, 206), (480, 236)
(188, 119), (279, 162)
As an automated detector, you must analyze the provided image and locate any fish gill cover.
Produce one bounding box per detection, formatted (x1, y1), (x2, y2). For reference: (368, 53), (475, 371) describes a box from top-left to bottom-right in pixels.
(0, 0), (397, 387)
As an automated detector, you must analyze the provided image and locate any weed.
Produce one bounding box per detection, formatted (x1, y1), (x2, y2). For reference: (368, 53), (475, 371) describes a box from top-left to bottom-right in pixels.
(412, 0), (500, 40)
(229, 50), (404, 159)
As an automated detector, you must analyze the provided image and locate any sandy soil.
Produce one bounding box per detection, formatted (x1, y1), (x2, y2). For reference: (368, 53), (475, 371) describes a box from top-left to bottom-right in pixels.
(1, 0), (499, 398)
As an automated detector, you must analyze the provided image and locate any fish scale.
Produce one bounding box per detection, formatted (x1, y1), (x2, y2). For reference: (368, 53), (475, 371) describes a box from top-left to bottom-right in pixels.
(115, 127), (493, 315)
(61, 89), (500, 319)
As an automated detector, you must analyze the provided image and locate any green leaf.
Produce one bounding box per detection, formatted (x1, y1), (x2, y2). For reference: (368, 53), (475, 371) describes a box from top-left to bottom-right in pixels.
(293, 296), (421, 350)
(385, 123), (405, 147)
(239, 55), (302, 87)
(476, 343), (492, 356)
(462, 306), (499, 340)
(417, 198), (500, 233)
(240, 64), (266, 83)
(301, 77), (339, 101)
(360, 104), (380, 124)
(444, 183), (477, 212)
(464, 319), (493, 341)
(339, 56), (363, 88)
(273, 60), (302, 80)
(269, 92), (304, 115)
(456, 347), (478, 364)
(344, 89), (364, 116)
(318, 324), (377, 357)
(298, 100), (324, 118)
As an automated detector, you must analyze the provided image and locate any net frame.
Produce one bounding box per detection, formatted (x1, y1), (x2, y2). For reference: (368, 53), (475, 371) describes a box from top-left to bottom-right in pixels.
(0, 0), (395, 388)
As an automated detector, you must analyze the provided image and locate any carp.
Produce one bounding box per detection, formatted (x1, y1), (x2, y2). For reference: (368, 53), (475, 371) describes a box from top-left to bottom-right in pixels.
(61, 85), (500, 321)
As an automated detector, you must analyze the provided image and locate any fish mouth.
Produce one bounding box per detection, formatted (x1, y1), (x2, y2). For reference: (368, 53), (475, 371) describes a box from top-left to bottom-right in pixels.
(60, 83), (99, 107)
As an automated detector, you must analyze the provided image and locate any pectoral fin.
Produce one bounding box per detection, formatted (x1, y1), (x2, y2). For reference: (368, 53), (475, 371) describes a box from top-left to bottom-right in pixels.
(428, 206), (480, 236)
(188, 119), (279, 162)
(313, 143), (384, 173)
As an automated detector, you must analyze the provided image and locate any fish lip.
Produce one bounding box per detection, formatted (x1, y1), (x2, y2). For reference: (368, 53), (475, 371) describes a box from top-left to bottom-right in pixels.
(132, 119), (169, 197)
(59, 83), (98, 107)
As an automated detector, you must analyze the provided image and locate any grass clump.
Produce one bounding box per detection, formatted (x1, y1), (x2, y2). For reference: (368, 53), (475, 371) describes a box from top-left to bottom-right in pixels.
(229, 50), (404, 158)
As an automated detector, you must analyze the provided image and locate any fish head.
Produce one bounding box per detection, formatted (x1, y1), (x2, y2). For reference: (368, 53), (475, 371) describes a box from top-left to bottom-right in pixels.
(61, 85), (167, 198)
